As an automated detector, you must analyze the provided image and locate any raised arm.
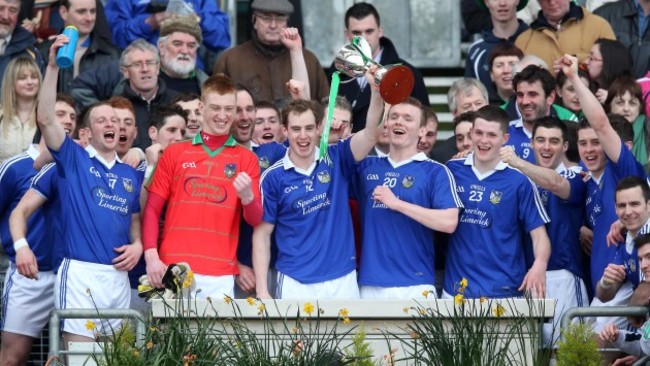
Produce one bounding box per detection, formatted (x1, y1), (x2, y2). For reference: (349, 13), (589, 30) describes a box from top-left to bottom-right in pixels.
(252, 221), (275, 299)
(560, 54), (622, 163)
(38, 36), (69, 152)
(282, 28), (310, 100)
(350, 67), (383, 162)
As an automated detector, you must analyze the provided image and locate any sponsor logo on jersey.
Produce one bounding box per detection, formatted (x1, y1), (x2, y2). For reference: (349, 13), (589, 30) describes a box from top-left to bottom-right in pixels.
(259, 157), (270, 170)
(224, 164), (237, 178)
(182, 162), (197, 169)
(317, 170), (331, 184)
(184, 177), (227, 203)
(123, 178), (133, 193)
(489, 190), (502, 205)
(402, 175), (415, 188)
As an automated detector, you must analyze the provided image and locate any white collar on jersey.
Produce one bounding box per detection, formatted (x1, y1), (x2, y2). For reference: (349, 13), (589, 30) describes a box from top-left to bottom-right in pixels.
(510, 118), (532, 138)
(282, 148), (318, 176)
(26, 144), (40, 161)
(85, 145), (122, 170)
(387, 152), (428, 168)
(464, 152), (507, 180)
(374, 146), (389, 157)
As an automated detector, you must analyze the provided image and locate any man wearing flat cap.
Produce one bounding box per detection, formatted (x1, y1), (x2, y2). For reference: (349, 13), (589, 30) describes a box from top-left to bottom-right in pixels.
(465, 0), (528, 105)
(213, 0), (329, 103)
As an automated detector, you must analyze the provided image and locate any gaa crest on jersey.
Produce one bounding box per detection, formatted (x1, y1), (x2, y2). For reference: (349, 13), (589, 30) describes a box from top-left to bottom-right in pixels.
(628, 258), (637, 273)
(224, 164), (237, 178)
(122, 177), (133, 193)
(489, 190), (503, 205)
(402, 175), (415, 188)
(258, 157), (270, 170)
(539, 190), (549, 207)
(317, 170), (331, 184)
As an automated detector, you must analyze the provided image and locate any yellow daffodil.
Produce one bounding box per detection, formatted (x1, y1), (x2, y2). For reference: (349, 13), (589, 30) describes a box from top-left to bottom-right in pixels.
(258, 304), (266, 312)
(454, 293), (466, 306)
(402, 307), (409, 314)
(223, 296), (232, 304)
(339, 308), (349, 317)
(343, 317), (351, 324)
(303, 302), (314, 315)
(493, 304), (506, 317)
(246, 297), (255, 305)
(182, 271), (194, 289)
(422, 290), (429, 298)
(459, 277), (468, 292)
(480, 296), (487, 303)
(132, 350), (140, 357)
(146, 341), (154, 350)
(85, 320), (96, 331)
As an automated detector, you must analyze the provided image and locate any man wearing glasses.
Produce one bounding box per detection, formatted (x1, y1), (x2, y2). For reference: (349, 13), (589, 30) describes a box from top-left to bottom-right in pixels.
(213, 0), (330, 103)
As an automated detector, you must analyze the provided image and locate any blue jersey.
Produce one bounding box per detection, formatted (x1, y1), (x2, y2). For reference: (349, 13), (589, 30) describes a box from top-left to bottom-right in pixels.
(31, 163), (65, 273)
(538, 164), (587, 278)
(586, 143), (646, 291)
(50, 138), (142, 265)
(0, 146), (50, 270)
(355, 153), (463, 287)
(237, 142), (287, 268)
(260, 138), (357, 283)
(445, 155), (550, 298)
(505, 121), (535, 163)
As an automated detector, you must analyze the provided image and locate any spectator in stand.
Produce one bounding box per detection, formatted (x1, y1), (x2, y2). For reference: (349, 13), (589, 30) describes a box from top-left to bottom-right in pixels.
(0, 56), (41, 163)
(515, 0), (615, 74)
(72, 39), (177, 149)
(172, 93), (203, 139)
(594, 0), (650, 79)
(465, 0), (528, 105)
(555, 68), (593, 119)
(487, 43), (524, 105)
(105, 0), (230, 72)
(214, 0), (328, 104)
(587, 38), (634, 104)
(37, 0), (120, 94)
(430, 78), (489, 164)
(604, 76), (650, 169)
(334, 2), (429, 133)
(0, 0), (44, 94)
(252, 101), (285, 145)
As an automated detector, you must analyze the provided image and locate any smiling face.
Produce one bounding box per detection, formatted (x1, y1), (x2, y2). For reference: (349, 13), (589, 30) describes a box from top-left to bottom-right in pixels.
(113, 107), (137, 157)
(557, 76), (589, 114)
(176, 99), (203, 138)
(578, 127), (606, 177)
(616, 186), (650, 234)
(516, 80), (554, 125)
(610, 91), (641, 123)
(54, 101), (77, 137)
(455, 120), (473, 153)
(417, 119), (437, 155)
(14, 67), (40, 100)
(284, 109), (318, 165)
(230, 90), (256, 143)
(471, 117), (509, 165)
(202, 91), (237, 136)
(385, 103), (424, 152)
(490, 55), (519, 98)
(253, 107), (283, 144)
(532, 126), (567, 169)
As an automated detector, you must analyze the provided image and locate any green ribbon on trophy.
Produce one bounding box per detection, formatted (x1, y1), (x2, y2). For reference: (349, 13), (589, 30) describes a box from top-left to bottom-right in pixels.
(321, 36), (416, 163)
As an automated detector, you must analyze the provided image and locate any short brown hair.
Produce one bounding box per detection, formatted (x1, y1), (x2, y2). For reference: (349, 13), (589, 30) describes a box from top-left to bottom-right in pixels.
(388, 97), (426, 127)
(474, 105), (510, 134)
(281, 99), (320, 127)
(106, 96), (135, 117)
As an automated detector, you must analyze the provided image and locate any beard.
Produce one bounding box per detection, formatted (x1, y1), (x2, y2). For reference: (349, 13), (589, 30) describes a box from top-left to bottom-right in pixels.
(163, 54), (196, 77)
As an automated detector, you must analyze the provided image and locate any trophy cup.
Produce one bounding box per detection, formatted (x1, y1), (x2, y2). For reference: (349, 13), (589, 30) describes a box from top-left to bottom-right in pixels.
(333, 36), (414, 105)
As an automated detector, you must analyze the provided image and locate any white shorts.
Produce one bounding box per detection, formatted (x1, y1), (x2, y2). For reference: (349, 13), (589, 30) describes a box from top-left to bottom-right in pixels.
(55, 258), (130, 338)
(192, 273), (235, 299)
(360, 284), (438, 299)
(277, 270), (359, 299)
(590, 281), (634, 334)
(1, 263), (56, 337)
(544, 270), (588, 347)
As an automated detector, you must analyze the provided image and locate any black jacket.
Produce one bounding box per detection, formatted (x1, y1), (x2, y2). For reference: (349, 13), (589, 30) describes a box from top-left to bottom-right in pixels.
(330, 36), (430, 133)
(594, 0), (650, 78)
(38, 33), (121, 94)
(0, 27), (44, 97)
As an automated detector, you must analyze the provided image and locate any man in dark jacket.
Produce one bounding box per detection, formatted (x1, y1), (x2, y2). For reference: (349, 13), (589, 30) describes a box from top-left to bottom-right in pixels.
(0, 0), (44, 96)
(37, 0), (121, 94)
(332, 2), (429, 133)
(465, 0), (528, 105)
(594, 0), (650, 79)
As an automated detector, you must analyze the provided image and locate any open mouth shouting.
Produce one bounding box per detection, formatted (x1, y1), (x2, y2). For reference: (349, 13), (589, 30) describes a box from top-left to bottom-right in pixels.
(104, 131), (116, 143)
(262, 132), (275, 141)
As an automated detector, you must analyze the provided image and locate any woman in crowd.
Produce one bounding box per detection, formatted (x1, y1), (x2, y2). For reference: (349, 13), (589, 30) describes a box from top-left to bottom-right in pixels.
(0, 56), (42, 163)
(605, 76), (650, 169)
(555, 68), (593, 119)
(587, 39), (633, 104)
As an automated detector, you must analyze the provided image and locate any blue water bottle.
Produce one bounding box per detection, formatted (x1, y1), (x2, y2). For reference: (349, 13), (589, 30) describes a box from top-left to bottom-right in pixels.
(56, 26), (79, 68)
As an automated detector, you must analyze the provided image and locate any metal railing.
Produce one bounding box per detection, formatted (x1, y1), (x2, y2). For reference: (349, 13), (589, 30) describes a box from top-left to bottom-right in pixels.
(560, 306), (650, 366)
(48, 309), (147, 360)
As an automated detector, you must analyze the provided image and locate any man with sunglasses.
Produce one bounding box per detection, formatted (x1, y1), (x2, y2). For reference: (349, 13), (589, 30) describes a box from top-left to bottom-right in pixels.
(213, 0), (329, 103)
